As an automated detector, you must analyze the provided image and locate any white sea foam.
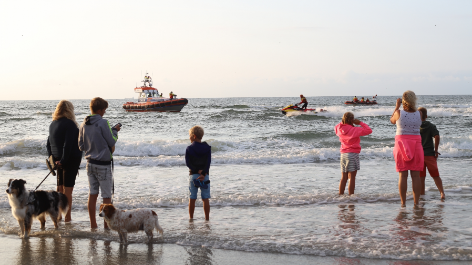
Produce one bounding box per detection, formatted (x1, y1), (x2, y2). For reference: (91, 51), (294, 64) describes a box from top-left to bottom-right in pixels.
(1, 135), (472, 170)
(0, 139), (47, 155)
(315, 105), (470, 118)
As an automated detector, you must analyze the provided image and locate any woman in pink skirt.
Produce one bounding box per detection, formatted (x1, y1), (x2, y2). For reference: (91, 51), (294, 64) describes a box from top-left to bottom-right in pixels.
(390, 90), (424, 206)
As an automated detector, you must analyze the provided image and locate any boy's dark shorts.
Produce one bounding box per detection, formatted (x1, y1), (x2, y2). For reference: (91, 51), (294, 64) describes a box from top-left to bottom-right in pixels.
(420, 156), (439, 178)
(57, 156), (82, 187)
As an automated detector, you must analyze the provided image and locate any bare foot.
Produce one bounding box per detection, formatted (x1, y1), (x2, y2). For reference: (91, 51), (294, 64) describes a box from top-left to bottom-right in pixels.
(441, 193), (446, 200)
(65, 218), (72, 222)
(401, 204), (406, 207)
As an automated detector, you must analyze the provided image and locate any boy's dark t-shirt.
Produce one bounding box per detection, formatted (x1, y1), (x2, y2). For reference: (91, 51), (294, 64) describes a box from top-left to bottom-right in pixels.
(185, 141), (211, 176)
(420, 121), (439, 156)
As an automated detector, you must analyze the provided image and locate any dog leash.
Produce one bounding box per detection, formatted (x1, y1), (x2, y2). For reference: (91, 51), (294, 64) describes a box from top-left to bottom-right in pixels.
(27, 157), (57, 205)
(27, 172), (53, 205)
(27, 171), (53, 205)
(33, 171), (54, 192)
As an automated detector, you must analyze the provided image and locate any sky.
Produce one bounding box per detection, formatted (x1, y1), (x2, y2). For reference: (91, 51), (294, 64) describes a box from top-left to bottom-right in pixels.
(1, 0), (471, 100)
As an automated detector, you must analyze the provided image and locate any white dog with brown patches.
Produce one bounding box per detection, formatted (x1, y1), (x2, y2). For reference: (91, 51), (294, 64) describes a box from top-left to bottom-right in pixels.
(99, 204), (163, 244)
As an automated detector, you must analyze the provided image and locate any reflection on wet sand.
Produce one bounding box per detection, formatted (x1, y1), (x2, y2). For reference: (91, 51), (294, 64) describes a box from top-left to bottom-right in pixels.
(12, 220), (218, 265)
(394, 203), (446, 245)
(16, 236), (165, 265)
(184, 220), (214, 265)
(335, 204), (368, 238)
(337, 204), (360, 230)
(185, 246), (214, 265)
(17, 236), (78, 264)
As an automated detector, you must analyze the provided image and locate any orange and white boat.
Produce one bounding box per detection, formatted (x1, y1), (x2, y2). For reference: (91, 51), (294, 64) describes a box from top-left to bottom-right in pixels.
(122, 73), (188, 112)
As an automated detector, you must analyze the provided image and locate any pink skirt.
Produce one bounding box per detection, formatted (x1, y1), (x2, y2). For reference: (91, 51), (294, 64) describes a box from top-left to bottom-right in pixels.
(393, 135), (424, 172)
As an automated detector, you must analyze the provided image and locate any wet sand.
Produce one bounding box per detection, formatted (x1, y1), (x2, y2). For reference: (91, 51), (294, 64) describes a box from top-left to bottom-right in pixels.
(0, 233), (468, 265)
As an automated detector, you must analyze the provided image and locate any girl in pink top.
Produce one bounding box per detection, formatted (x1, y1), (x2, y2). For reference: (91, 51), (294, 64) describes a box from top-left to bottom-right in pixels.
(334, 112), (372, 195)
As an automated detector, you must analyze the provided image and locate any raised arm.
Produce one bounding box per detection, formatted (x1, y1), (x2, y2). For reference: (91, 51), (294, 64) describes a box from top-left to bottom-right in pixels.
(390, 98), (402, 124)
(354, 119), (372, 137)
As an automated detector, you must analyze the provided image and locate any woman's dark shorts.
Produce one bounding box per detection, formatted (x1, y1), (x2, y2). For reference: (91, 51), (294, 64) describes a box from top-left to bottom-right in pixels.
(57, 156), (82, 187)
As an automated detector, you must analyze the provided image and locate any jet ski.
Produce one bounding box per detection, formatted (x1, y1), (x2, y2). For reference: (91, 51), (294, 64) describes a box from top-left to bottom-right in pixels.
(281, 104), (326, 115)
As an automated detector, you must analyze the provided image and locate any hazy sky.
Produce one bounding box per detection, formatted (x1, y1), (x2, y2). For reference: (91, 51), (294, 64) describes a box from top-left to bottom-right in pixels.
(1, 0), (471, 100)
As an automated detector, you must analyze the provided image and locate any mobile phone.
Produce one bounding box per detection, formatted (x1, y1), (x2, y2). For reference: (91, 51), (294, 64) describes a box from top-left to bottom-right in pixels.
(114, 123), (122, 128)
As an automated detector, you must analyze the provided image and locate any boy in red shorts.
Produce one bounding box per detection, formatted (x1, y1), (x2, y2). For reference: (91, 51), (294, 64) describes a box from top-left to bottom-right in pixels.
(418, 107), (445, 200)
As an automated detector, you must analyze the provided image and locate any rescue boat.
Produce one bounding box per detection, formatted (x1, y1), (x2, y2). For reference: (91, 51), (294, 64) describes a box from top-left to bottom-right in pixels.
(122, 73), (188, 112)
(344, 101), (378, 105)
(281, 104), (326, 115)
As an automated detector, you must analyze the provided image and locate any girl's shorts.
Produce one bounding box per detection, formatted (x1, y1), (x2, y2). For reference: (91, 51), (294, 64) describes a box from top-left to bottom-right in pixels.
(340, 153), (360, 172)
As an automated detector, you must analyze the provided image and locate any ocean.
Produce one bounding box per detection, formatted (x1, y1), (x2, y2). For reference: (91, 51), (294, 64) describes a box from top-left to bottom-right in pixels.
(1, 95), (472, 263)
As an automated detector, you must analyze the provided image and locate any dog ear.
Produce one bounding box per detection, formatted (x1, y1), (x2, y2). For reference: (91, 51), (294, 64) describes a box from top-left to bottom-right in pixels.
(105, 205), (116, 219)
(99, 204), (105, 212)
(21, 179), (26, 185)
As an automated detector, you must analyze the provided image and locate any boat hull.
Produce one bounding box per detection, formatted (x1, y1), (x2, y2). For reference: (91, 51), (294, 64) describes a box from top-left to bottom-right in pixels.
(123, 98), (188, 112)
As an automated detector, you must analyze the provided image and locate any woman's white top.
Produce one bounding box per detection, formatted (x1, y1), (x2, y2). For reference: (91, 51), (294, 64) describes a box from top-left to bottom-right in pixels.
(396, 110), (421, 135)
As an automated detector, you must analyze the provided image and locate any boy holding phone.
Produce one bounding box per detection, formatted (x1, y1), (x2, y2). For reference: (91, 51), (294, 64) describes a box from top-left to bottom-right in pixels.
(79, 97), (121, 229)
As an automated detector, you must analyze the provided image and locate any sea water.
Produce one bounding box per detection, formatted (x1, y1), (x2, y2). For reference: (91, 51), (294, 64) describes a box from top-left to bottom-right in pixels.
(1, 96), (472, 261)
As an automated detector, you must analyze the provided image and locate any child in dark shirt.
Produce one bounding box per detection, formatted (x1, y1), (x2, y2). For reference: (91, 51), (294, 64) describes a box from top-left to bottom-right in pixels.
(185, 126), (211, 220)
(418, 107), (445, 200)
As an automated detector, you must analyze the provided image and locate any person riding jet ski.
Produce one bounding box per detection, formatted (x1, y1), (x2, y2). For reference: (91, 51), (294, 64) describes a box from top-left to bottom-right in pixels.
(299, 95), (308, 109)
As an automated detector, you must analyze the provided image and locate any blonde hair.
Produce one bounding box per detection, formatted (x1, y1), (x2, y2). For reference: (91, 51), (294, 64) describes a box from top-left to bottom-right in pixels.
(52, 100), (78, 127)
(402, 90), (417, 111)
(342, 112), (354, 125)
(189, 125), (204, 140)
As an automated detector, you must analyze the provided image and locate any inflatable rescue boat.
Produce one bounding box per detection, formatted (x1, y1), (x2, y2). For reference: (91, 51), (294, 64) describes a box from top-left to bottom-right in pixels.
(344, 101), (378, 105)
(122, 73), (188, 112)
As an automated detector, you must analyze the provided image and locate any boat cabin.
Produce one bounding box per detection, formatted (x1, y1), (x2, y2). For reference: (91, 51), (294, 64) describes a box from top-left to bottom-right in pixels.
(134, 87), (169, 102)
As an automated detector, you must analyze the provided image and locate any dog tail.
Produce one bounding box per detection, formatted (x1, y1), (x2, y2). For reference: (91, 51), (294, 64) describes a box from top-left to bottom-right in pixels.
(58, 192), (69, 216)
(151, 210), (164, 235)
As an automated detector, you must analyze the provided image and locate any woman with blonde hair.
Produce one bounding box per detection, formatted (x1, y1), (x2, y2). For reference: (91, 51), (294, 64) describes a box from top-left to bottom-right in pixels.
(335, 112), (372, 195)
(390, 90), (424, 206)
(46, 100), (83, 222)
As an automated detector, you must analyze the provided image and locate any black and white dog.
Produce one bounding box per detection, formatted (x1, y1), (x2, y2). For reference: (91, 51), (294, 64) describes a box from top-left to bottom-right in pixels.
(6, 179), (69, 238)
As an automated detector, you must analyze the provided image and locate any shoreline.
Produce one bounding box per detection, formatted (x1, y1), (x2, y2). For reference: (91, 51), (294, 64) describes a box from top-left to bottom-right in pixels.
(0, 234), (468, 265)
